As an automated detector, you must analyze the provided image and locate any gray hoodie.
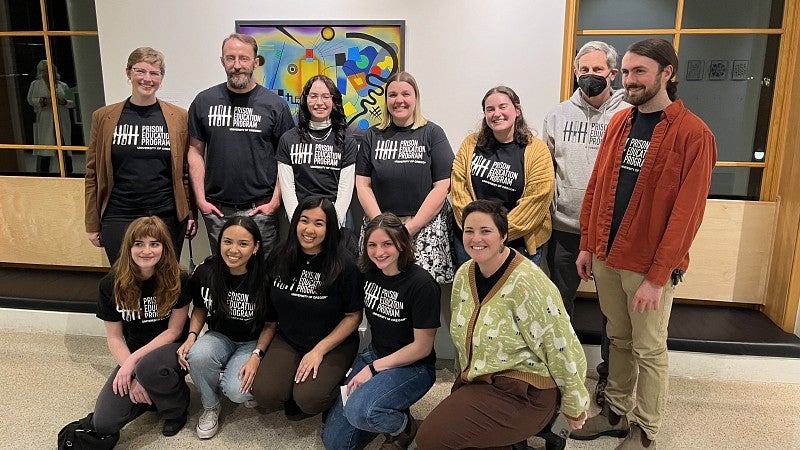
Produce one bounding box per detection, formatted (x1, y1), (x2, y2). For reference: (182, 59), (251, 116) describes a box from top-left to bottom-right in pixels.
(543, 88), (630, 234)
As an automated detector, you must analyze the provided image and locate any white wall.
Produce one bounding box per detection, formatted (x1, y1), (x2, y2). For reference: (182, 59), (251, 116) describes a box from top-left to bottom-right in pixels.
(95, 0), (566, 150)
(94, 1), (568, 357)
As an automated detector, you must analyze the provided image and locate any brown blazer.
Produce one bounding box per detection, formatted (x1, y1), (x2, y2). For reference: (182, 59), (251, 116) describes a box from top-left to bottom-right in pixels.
(84, 98), (194, 233)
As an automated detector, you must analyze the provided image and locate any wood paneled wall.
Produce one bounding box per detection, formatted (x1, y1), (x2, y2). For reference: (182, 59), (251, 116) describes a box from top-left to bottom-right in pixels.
(0, 177), (108, 268)
(578, 200), (777, 304)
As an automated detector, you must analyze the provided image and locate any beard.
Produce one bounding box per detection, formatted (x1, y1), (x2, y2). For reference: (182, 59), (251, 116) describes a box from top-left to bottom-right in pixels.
(227, 69), (253, 89)
(624, 81), (661, 106)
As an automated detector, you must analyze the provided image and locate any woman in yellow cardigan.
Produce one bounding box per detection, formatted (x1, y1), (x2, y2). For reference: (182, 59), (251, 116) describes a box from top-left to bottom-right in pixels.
(450, 86), (554, 266)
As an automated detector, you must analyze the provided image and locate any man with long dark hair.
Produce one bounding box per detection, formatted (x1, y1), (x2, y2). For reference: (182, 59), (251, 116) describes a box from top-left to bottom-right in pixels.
(571, 39), (717, 449)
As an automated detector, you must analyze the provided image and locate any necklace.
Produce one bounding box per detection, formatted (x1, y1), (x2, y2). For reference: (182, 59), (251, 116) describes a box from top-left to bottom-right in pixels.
(230, 271), (249, 291)
(309, 128), (332, 142)
(304, 252), (320, 265)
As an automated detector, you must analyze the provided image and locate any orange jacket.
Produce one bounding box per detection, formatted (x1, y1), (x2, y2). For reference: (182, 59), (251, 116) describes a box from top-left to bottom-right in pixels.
(579, 100), (717, 285)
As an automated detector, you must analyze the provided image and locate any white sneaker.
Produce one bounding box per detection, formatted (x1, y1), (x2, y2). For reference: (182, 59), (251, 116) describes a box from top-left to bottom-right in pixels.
(196, 405), (220, 439)
(244, 399), (258, 408)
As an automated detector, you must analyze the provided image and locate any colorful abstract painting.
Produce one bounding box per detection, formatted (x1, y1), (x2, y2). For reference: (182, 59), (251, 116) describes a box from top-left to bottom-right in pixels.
(236, 21), (405, 130)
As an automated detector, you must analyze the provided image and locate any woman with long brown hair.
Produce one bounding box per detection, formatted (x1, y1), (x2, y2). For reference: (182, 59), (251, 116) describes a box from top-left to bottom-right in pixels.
(91, 216), (192, 439)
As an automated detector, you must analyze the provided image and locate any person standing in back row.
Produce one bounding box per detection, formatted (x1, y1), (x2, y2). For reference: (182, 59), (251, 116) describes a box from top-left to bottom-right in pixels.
(571, 39), (716, 450)
(543, 41), (630, 407)
(188, 33), (294, 255)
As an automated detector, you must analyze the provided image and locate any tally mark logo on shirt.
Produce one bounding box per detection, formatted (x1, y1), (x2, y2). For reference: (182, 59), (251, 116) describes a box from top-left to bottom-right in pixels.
(622, 138), (650, 173)
(364, 281), (405, 321)
(274, 270), (323, 298)
(112, 124), (170, 150)
(562, 120), (608, 147)
(471, 153), (519, 191)
(117, 296), (164, 322)
(375, 139), (426, 163)
(207, 105), (262, 130)
(112, 124), (139, 146)
(290, 143), (342, 169)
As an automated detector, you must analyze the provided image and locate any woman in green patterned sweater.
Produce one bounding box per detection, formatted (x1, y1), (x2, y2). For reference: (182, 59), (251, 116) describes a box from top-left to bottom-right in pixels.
(416, 200), (589, 448)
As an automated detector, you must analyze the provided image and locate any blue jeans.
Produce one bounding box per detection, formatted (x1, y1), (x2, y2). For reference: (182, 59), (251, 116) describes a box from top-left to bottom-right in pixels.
(186, 331), (257, 409)
(321, 346), (436, 450)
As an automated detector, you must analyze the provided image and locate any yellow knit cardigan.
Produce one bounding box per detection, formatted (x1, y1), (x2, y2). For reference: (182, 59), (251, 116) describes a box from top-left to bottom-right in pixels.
(451, 132), (554, 253)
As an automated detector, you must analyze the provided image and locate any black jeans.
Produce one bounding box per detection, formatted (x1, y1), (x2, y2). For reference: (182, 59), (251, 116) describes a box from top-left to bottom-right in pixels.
(92, 343), (189, 434)
(546, 229), (609, 378)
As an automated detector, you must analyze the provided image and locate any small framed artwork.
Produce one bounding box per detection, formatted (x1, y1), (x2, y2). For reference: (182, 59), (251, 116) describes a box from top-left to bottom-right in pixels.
(732, 60), (749, 80)
(685, 60), (704, 81)
(708, 60), (729, 81)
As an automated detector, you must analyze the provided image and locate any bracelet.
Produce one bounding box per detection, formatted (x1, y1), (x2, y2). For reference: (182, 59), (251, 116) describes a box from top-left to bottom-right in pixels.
(188, 331), (198, 339)
(368, 362), (379, 376)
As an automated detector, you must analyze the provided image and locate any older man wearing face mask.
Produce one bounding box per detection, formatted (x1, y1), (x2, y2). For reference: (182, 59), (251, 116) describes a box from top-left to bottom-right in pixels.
(542, 40), (630, 408)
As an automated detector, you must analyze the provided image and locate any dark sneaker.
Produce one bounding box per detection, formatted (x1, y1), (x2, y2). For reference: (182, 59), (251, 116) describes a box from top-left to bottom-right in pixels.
(615, 423), (655, 449)
(570, 403), (629, 441)
(379, 413), (418, 449)
(595, 377), (608, 407)
(162, 409), (188, 436)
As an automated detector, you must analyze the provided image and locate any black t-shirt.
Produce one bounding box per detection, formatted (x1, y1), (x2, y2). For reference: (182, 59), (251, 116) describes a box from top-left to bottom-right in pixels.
(363, 264), (441, 365)
(96, 271), (191, 353)
(190, 262), (269, 342)
(106, 100), (174, 216)
(609, 109), (662, 250)
(275, 127), (357, 203)
(356, 122), (454, 216)
(470, 141), (525, 213)
(188, 83), (294, 204)
(269, 253), (364, 354)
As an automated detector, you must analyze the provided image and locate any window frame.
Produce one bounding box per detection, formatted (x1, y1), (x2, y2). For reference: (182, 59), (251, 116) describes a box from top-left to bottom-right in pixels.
(562, 0), (791, 201)
(0, 0), (97, 178)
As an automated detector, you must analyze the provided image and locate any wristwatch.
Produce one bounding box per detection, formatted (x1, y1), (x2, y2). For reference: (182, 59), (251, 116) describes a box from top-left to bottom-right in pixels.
(252, 349), (264, 359)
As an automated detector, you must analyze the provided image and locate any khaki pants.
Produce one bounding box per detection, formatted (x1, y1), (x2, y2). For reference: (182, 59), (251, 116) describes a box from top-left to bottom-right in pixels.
(592, 256), (675, 440)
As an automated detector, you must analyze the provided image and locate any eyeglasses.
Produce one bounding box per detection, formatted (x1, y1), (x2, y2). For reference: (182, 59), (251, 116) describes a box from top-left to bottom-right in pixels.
(223, 55), (253, 64)
(308, 93), (332, 101)
(131, 67), (163, 78)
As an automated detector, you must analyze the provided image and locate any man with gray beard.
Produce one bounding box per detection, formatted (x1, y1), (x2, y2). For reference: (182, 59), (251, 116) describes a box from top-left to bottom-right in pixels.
(188, 33), (293, 255)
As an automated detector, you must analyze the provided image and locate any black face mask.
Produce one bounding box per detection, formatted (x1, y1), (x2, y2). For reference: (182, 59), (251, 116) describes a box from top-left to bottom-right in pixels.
(578, 74), (608, 98)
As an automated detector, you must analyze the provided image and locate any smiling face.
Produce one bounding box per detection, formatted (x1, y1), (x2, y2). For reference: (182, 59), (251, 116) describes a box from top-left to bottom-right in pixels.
(127, 61), (162, 103)
(221, 38), (257, 92)
(219, 225), (259, 275)
(306, 79), (333, 122)
(462, 211), (507, 266)
(483, 92), (520, 142)
(131, 236), (163, 277)
(366, 228), (401, 276)
(386, 80), (417, 127)
(296, 206), (327, 255)
(621, 52), (670, 108)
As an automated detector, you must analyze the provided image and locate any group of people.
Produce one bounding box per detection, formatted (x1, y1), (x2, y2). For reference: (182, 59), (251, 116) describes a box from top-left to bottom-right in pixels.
(81, 31), (716, 450)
